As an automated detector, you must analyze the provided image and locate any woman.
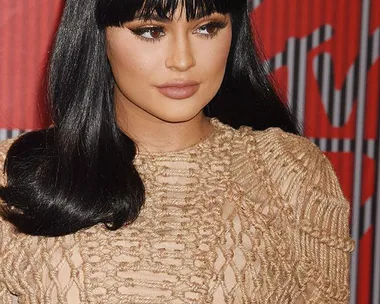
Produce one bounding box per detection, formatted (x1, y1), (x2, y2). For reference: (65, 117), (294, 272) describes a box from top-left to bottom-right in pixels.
(0, 0), (354, 303)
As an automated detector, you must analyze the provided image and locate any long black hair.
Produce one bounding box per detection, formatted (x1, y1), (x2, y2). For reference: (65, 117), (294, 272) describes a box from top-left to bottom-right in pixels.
(0, 0), (298, 236)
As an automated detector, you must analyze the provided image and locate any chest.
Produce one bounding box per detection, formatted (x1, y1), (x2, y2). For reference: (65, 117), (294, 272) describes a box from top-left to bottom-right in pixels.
(78, 186), (228, 304)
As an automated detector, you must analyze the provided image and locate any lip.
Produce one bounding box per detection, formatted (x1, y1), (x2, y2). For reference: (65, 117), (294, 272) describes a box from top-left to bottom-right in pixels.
(156, 80), (200, 100)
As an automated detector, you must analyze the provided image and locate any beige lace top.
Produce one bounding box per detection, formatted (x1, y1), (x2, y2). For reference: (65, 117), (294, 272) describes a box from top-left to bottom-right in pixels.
(0, 119), (354, 304)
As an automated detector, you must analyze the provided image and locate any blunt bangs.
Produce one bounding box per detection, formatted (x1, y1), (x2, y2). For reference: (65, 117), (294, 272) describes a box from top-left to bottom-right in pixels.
(96, 0), (242, 27)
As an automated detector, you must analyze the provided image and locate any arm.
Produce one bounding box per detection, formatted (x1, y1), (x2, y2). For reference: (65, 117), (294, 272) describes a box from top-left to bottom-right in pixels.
(295, 151), (354, 302)
(257, 129), (354, 303)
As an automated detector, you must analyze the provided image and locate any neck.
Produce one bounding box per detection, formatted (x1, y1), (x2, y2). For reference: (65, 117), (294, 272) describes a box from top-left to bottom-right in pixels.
(115, 102), (213, 153)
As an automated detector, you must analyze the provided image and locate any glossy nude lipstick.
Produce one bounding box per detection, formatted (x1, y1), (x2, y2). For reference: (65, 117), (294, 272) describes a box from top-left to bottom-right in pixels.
(156, 80), (200, 100)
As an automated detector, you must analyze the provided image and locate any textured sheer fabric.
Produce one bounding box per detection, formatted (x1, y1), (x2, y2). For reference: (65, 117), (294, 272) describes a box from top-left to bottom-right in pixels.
(0, 119), (354, 303)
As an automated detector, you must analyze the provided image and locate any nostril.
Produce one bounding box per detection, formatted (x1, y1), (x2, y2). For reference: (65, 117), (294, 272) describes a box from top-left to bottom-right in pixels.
(165, 40), (196, 71)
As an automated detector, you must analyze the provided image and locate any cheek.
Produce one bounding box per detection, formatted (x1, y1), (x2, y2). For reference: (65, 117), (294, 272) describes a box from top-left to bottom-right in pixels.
(195, 32), (232, 82)
(107, 34), (160, 85)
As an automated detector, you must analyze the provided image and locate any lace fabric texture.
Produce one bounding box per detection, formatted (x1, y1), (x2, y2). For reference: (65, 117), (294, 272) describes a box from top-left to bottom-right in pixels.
(0, 119), (354, 303)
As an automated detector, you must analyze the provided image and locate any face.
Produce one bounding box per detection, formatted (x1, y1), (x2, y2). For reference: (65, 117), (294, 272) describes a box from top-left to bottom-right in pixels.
(105, 7), (232, 125)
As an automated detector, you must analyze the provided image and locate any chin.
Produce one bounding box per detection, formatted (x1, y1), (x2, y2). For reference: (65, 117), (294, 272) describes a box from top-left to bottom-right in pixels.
(152, 109), (204, 124)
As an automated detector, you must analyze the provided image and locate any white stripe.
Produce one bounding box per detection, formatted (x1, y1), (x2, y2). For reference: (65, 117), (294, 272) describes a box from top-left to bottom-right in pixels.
(350, 1), (371, 302)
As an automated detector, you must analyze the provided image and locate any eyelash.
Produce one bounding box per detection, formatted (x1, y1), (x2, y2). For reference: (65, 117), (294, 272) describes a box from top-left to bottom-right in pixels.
(130, 21), (228, 43)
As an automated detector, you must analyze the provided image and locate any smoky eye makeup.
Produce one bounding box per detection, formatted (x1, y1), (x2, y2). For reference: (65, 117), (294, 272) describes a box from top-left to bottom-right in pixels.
(126, 13), (229, 43)
(131, 27), (165, 39)
(128, 26), (166, 43)
(194, 20), (228, 38)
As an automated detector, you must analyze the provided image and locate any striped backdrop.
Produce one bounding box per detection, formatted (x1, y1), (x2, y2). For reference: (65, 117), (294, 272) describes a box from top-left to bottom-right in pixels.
(0, 1), (379, 303)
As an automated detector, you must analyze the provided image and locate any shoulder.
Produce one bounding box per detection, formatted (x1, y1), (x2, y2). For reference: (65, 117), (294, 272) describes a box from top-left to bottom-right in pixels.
(217, 120), (319, 160)
(238, 125), (326, 169)
(229, 125), (345, 199)
(252, 127), (328, 171)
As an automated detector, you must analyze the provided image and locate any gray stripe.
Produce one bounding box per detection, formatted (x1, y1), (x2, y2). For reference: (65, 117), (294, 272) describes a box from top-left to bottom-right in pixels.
(248, 0), (262, 10)
(0, 129), (7, 141)
(367, 139), (375, 159)
(333, 85), (342, 127)
(331, 139), (339, 153)
(372, 26), (380, 304)
(318, 138), (327, 152)
(0, 129), (25, 141)
(363, 198), (372, 237)
(313, 52), (356, 127)
(325, 26), (333, 45)
(372, 28), (379, 65)
(268, 26), (333, 114)
(343, 139), (351, 154)
(345, 64), (355, 124)
(309, 138), (376, 156)
(296, 37), (307, 127)
(312, 26), (321, 49)
(254, 0), (262, 9)
(287, 38), (295, 111)
(321, 54), (331, 116)
(274, 52), (282, 70)
(350, 1), (371, 302)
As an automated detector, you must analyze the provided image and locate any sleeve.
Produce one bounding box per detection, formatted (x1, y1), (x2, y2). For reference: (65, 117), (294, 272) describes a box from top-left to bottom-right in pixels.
(0, 286), (14, 304)
(294, 146), (354, 303)
(0, 139), (19, 304)
(258, 129), (355, 303)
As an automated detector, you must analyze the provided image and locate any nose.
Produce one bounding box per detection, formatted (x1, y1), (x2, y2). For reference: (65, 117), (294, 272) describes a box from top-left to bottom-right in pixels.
(165, 35), (196, 71)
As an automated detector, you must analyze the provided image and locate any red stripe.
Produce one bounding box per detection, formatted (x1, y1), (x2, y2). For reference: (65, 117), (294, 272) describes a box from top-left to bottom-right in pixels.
(357, 227), (373, 304)
(364, 60), (380, 139)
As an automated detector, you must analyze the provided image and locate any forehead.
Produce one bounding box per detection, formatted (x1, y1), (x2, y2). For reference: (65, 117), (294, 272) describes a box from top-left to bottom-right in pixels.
(96, 0), (236, 27)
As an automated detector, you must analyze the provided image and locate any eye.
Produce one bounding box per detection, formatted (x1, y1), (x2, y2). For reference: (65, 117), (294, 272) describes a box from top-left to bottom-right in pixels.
(195, 21), (228, 37)
(131, 26), (165, 40)
(198, 24), (218, 35)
